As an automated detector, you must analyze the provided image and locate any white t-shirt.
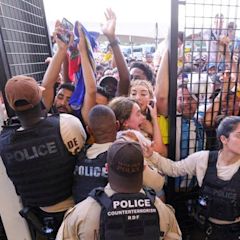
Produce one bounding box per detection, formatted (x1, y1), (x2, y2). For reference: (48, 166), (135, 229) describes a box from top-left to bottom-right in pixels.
(148, 150), (240, 186)
(147, 150), (240, 224)
(60, 113), (87, 155)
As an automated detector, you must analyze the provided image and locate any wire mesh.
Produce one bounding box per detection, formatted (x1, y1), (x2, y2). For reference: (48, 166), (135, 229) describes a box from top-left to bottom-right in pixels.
(170, 1), (240, 238)
(0, 0), (51, 83)
(178, 0), (240, 166)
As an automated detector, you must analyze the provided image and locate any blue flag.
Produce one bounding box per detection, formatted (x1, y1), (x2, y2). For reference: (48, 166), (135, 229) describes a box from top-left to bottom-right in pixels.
(69, 23), (97, 110)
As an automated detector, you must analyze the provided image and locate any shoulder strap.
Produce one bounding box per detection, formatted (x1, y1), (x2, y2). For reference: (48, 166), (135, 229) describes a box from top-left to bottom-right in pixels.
(77, 144), (92, 159)
(89, 187), (111, 209)
(202, 151), (219, 186)
(143, 187), (156, 204)
(208, 151), (218, 167)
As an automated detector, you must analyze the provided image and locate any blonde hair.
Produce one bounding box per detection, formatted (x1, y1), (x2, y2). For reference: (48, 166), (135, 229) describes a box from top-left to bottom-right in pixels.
(130, 80), (154, 99)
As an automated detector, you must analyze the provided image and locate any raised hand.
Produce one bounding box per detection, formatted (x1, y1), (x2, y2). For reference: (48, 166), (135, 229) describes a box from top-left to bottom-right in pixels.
(142, 141), (154, 159)
(53, 20), (73, 51)
(76, 22), (87, 53)
(101, 8), (116, 41)
(221, 70), (236, 94)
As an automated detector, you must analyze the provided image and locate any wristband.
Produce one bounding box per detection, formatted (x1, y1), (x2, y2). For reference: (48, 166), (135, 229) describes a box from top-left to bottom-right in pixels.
(109, 38), (120, 47)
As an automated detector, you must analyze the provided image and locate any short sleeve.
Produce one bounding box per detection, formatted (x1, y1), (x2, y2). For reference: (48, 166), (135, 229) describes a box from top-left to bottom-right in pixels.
(60, 114), (87, 155)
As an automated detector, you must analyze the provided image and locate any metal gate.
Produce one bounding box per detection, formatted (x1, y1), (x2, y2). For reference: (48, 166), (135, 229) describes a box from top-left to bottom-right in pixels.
(168, 0), (240, 239)
(0, 0), (52, 117)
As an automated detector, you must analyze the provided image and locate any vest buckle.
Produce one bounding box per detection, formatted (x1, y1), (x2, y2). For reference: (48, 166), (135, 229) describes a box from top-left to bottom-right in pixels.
(206, 225), (212, 236)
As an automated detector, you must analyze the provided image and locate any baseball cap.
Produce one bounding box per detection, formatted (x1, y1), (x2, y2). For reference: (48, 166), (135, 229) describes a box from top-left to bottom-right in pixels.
(99, 76), (118, 99)
(5, 75), (44, 112)
(208, 63), (216, 69)
(107, 140), (144, 178)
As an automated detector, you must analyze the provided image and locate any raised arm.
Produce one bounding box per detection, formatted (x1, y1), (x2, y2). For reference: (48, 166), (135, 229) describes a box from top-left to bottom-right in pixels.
(204, 40), (236, 127)
(144, 149), (206, 179)
(154, 49), (169, 116)
(42, 21), (70, 111)
(203, 71), (236, 127)
(77, 23), (97, 125)
(101, 8), (130, 96)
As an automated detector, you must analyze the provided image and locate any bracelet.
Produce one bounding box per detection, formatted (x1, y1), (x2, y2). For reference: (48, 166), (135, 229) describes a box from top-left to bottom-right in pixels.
(109, 38), (120, 48)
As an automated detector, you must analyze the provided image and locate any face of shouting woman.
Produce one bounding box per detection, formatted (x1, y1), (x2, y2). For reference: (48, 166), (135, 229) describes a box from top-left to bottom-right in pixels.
(123, 103), (145, 131)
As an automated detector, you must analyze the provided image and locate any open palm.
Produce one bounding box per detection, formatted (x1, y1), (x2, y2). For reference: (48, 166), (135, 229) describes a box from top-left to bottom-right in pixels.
(101, 8), (116, 40)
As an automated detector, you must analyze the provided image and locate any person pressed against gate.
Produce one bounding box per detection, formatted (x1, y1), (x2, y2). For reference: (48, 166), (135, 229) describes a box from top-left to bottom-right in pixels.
(177, 87), (198, 119)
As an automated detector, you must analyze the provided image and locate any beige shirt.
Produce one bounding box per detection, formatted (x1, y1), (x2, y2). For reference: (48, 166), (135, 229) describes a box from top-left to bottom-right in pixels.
(147, 150), (240, 224)
(86, 139), (165, 192)
(41, 113), (86, 213)
(56, 184), (182, 240)
(117, 130), (165, 192)
(86, 142), (112, 159)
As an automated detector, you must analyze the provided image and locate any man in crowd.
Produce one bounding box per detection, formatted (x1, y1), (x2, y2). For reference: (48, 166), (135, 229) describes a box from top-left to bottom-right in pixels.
(155, 49), (206, 238)
(130, 61), (155, 85)
(42, 22), (96, 126)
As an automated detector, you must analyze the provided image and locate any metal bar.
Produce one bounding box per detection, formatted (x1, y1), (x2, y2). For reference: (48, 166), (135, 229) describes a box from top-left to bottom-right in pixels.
(166, 0), (179, 203)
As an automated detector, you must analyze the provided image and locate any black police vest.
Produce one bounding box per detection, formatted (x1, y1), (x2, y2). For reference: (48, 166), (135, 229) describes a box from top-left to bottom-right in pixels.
(199, 151), (240, 221)
(0, 115), (76, 207)
(89, 187), (161, 240)
(73, 147), (108, 203)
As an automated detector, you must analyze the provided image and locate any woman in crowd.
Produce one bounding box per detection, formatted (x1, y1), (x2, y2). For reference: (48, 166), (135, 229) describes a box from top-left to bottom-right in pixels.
(144, 116), (240, 240)
(129, 79), (168, 155)
(109, 96), (167, 157)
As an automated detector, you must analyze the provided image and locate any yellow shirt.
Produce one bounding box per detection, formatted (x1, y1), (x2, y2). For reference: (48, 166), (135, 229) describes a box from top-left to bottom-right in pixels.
(157, 115), (169, 145)
(103, 52), (112, 62)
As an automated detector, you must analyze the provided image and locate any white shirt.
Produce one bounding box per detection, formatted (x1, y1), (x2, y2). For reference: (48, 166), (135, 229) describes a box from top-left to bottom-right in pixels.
(147, 150), (240, 224)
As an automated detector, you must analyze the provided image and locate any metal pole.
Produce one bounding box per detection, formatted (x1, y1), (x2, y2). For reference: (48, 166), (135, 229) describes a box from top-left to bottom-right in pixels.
(166, 0), (178, 203)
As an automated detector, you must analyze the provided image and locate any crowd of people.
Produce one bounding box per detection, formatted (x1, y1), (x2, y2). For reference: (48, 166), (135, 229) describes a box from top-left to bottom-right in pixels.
(0, 8), (240, 240)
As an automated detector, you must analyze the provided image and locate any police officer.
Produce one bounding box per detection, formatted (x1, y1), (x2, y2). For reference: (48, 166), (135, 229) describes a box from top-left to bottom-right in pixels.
(73, 105), (117, 203)
(0, 76), (86, 239)
(56, 140), (182, 240)
(145, 116), (240, 240)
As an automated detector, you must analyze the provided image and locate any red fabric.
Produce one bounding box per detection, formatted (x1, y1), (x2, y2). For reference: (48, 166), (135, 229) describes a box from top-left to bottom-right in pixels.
(67, 53), (81, 82)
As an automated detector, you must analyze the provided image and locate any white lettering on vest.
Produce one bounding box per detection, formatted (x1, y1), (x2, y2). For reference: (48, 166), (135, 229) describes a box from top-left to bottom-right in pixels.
(113, 199), (151, 209)
(5, 142), (58, 162)
(75, 166), (108, 178)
